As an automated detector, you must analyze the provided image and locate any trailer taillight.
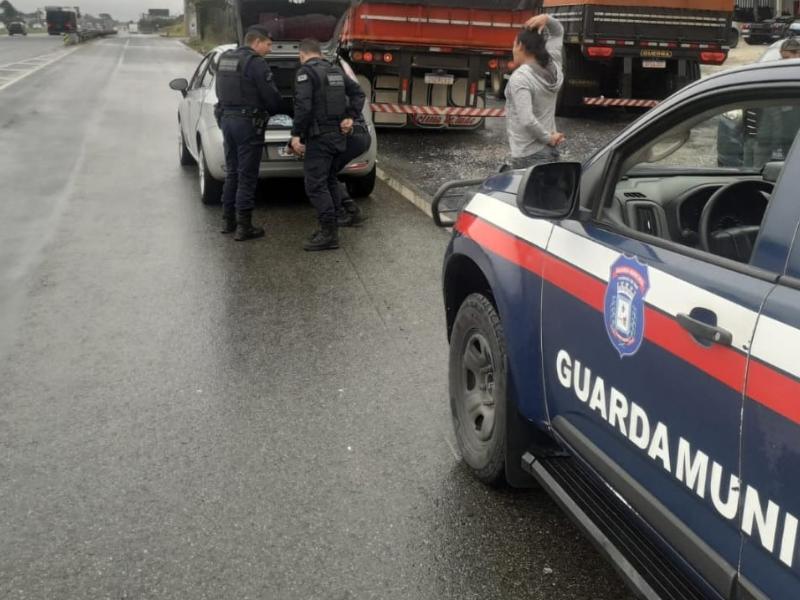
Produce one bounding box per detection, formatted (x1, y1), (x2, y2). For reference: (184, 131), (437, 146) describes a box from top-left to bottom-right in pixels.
(363, 51), (374, 62)
(587, 46), (614, 58)
(488, 59), (499, 69)
(352, 51), (363, 62)
(383, 53), (394, 63)
(700, 51), (726, 65)
(506, 61), (515, 71)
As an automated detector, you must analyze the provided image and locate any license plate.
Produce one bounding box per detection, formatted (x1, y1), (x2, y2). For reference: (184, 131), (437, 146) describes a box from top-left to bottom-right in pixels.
(265, 145), (299, 161)
(424, 73), (455, 85)
(642, 60), (666, 69)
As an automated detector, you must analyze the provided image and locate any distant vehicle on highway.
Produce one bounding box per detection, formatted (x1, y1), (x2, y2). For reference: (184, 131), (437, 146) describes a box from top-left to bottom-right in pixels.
(168, 45), (377, 205)
(128, 22), (138, 34)
(7, 21), (27, 36)
(46, 6), (79, 35)
(434, 57), (800, 600)
(742, 16), (796, 45)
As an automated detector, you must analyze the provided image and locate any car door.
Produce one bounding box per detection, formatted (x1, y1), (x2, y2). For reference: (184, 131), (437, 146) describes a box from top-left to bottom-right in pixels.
(539, 91), (800, 596)
(738, 135), (800, 600)
(184, 53), (214, 155)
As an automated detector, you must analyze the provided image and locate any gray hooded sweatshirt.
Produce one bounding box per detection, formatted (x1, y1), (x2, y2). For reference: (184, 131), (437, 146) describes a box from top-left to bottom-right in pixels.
(505, 18), (564, 159)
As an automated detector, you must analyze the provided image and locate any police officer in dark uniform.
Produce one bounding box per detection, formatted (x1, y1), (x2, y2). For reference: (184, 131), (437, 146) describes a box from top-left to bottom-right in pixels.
(330, 110), (371, 227)
(215, 25), (282, 241)
(290, 38), (366, 251)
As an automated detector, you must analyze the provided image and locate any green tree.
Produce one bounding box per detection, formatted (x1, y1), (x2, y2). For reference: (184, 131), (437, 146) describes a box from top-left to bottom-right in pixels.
(0, 0), (20, 23)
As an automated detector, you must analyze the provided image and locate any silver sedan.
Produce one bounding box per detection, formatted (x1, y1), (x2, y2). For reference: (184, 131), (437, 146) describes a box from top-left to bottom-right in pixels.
(169, 44), (378, 205)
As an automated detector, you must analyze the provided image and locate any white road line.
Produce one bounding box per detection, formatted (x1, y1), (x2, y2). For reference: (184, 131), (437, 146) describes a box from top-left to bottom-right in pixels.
(0, 47), (80, 92)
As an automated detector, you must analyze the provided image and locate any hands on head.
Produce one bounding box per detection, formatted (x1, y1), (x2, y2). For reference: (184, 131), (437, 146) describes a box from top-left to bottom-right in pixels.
(524, 14), (549, 33)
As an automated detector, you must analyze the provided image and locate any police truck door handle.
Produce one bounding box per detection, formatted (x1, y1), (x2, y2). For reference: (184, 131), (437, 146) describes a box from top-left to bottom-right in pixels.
(676, 313), (733, 347)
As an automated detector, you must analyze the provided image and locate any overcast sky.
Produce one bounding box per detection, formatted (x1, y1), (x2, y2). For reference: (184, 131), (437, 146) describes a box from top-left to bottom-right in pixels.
(12, 1), (184, 21)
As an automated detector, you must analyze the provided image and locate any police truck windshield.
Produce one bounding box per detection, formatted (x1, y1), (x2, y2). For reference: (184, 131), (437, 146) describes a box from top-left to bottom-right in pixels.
(238, 1), (348, 43)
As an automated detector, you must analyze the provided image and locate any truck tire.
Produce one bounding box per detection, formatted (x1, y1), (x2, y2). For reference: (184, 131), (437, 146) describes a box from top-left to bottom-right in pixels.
(449, 293), (508, 486)
(345, 166), (376, 198)
(490, 71), (507, 100)
(556, 46), (586, 117)
(729, 28), (740, 48)
(198, 142), (223, 205)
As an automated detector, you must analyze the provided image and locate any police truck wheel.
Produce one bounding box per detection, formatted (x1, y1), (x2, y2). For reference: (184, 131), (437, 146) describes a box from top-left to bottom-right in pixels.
(449, 293), (507, 486)
(345, 166), (376, 198)
(178, 129), (196, 167)
(198, 143), (222, 205)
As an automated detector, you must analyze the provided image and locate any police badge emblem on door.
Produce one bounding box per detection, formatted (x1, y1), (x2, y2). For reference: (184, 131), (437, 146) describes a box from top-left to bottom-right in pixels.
(604, 255), (650, 358)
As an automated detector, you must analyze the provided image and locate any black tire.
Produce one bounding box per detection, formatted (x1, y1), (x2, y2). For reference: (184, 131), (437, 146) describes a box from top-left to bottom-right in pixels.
(198, 142), (223, 205)
(744, 37), (758, 45)
(729, 29), (740, 48)
(449, 293), (508, 486)
(345, 165), (376, 198)
(178, 126), (196, 166)
(490, 71), (507, 100)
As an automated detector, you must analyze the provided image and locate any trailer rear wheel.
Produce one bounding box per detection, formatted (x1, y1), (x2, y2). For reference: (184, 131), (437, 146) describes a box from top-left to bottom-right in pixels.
(490, 72), (507, 100)
(729, 28), (740, 48)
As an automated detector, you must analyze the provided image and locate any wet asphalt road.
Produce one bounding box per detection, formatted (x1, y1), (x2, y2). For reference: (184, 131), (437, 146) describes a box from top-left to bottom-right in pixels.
(0, 35), (634, 598)
(0, 33), (65, 65)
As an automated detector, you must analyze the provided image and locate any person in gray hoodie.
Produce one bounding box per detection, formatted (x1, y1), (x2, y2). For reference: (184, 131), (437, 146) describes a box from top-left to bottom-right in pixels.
(505, 14), (565, 170)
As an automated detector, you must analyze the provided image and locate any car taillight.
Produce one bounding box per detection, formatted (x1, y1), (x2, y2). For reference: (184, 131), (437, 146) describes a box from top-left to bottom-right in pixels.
(587, 46), (614, 58)
(700, 51), (726, 64)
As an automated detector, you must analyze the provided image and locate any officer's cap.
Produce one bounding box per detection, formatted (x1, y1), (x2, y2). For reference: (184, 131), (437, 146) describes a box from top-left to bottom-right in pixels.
(245, 25), (272, 40)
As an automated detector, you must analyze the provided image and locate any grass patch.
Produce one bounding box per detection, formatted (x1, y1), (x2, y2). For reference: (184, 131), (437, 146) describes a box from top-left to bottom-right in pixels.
(183, 35), (230, 55)
(160, 21), (186, 38)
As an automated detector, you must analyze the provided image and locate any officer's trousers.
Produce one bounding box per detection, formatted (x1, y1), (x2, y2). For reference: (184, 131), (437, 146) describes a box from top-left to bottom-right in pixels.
(329, 128), (372, 209)
(304, 131), (347, 226)
(221, 115), (262, 212)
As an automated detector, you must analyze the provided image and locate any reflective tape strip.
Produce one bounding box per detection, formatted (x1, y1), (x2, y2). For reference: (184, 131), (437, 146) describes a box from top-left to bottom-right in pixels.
(583, 97), (660, 108)
(371, 103), (506, 117)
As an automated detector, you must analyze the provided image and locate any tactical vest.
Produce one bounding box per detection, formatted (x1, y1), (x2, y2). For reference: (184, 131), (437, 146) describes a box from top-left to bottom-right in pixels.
(305, 59), (348, 131)
(216, 47), (262, 110)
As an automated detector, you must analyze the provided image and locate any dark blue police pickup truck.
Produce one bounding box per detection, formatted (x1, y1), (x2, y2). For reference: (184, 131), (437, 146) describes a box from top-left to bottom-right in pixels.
(434, 59), (800, 599)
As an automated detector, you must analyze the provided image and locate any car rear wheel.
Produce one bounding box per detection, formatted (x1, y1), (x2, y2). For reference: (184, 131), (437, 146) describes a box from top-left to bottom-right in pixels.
(450, 293), (508, 486)
(198, 142), (223, 205)
(178, 127), (196, 167)
(345, 165), (376, 198)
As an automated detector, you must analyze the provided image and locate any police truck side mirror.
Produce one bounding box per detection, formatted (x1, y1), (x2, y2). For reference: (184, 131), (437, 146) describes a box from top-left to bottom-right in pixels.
(517, 162), (582, 220)
(169, 78), (189, 97)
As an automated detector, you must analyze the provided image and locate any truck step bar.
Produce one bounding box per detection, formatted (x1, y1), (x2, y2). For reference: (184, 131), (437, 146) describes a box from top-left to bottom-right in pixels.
(522, 452), (714, 600)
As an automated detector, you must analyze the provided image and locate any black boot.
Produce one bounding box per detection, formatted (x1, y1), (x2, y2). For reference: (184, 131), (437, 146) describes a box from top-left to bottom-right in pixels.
(221, 206), (236, 234)
(303, 223), (339, 251)
(234, 210), (265, 242)
(337, 200), (365, 227)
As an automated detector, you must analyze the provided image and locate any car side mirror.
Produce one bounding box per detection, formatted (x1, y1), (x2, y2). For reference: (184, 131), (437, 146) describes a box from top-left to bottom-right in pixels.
(517, 162), (581, 220)
(169, 78), (189, 97)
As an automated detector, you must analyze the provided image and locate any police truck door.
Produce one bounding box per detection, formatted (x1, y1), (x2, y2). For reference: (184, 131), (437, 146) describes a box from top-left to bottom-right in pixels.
(538, 92), (799, 594)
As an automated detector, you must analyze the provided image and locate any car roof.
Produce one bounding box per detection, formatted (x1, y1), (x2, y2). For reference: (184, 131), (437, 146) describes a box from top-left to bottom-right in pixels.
(655, 59), (800, 115)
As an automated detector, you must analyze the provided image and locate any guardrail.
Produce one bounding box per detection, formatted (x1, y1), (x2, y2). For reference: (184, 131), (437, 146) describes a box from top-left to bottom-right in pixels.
(63, 30), (118, 45)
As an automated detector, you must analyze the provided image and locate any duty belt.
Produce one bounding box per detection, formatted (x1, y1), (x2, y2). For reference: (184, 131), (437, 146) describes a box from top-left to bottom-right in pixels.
(222, 108), (265, 118)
